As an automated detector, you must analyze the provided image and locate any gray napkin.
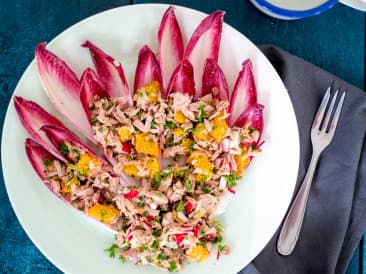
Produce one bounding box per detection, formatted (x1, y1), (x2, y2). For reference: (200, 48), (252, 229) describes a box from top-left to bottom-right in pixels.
(239, 46), (366, 274)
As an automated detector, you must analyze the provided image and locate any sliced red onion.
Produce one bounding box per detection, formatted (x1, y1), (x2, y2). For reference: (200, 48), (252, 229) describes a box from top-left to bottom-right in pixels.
(166, 59), (195, 96)
(134, 45), (163, 92)
(158, 6), (184, 97)
(184, 10), (224, 98)
(201, 58), (229, 101)
(80, 67), (108, 121)
(14, 96), (67, 162)
(35, 43), (94, 141)
(228, 59), (257, 127)
(82, 40), (131, 105)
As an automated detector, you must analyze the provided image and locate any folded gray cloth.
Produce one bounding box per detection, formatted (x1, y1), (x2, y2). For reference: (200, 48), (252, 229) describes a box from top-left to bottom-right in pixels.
(240, 46), (366, 274)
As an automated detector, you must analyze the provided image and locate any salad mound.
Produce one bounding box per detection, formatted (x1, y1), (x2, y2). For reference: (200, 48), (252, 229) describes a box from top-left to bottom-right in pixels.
(15, 6), (264, 272)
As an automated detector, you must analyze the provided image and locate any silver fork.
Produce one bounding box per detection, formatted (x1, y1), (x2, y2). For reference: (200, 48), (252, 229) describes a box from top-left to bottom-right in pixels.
(277, 87), (346, 256)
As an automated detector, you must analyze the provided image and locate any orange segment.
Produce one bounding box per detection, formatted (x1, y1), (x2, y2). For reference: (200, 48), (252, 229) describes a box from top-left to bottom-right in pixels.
(88, 203), (119, 224)
(135, 133), (159, 157)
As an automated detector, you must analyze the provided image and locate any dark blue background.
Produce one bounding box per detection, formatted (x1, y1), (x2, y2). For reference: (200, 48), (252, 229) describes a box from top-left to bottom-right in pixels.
(0, 1), (364, 273)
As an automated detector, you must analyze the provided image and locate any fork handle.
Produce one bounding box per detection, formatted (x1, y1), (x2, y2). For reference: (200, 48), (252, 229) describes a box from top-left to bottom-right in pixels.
(277, 152), (320, 256)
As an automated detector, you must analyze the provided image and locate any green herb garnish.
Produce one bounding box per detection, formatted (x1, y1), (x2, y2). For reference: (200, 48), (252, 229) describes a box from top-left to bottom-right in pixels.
(150, 240), (159, 252)
(166, 135), (175, 147)
(165, 121), (176, 129)
(60, 143), (69, 156)
(43, 158), (52, 166)
(153, 229), (162, 237)
(176, 200), (186, 212)
(224, 172), (241, 188)
(197, 104), (208, 122)
(119, 255), (127, 263)
(185, 180), (192, 192)
(168, 260), (177, 272)
(157, 253), (168, 261)
(105, 244), (118, 258)
(90, 117), (98, 124)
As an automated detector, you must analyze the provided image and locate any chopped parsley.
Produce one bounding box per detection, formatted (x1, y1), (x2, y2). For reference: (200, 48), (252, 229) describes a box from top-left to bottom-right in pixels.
(157, 253), (168, 261)
(168, 260), (177, 272)
(165, 121), (176, 129)
(218, 244), (225, 252)
(150, 240), (159, 252)
(59, 143), (69, 156)
(90, 117), (98, 124)
(202, 185), (210, 194)
(151, 119), (158, 129)
(224, 172), (241, 188)
(185, 179), (192, 191)
(248, 127), (257, 133)
(166, 135), (175, 147)
(176, 200), (185, 212)
(153, 229), (162, 237)
(43, 158), (52, 166)
(137, 197), (146, 207)
(197, 104), (208, 122)
(119, 255), (127, 263)
(105, 244), (118, 258)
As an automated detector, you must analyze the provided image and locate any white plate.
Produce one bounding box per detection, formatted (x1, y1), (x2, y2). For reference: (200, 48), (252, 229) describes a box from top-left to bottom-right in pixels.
(2, 4), (299, 274)
(341, 0), (366, 11)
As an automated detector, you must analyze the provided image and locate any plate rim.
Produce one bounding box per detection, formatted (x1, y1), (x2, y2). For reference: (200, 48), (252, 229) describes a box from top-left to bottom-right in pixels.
(1, 3), (300, 273)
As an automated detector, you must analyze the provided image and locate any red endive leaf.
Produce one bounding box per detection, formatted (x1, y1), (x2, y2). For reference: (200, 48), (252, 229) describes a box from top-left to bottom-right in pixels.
(184, 10), (224, 98)
(166, 59), (195, 96)
(158, 6), (184, 97)
(228, 59), (257, 127)
(14, 96), (67, 162)
(80, 68), (108, 121)
(82, 40), (131, 104)
(201, 58), (229, 101)
(134, 45), (163, 92)
(35, 43), (94, 141)
(41, 125), (108, 166)
(235, 103), (264, 144)
(25, 138), (57, 181)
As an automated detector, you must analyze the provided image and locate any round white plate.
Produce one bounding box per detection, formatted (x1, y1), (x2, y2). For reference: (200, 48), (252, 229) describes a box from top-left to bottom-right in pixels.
(2, 4), (299, 274)
(341, 0), (366, 11)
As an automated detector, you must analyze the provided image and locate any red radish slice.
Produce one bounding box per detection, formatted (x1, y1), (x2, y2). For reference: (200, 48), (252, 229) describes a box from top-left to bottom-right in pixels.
(167, 59), (195, 96)
(215, 188), (235, 215)
(158, 6), (184, 97)
(201, 58), (229, 101)
(14, 96), (67, 162)
(235, 103), (264, 144)
(35, 43), (94, 141)
(82, 40), (131, 105)
(80, 68), (108, 120)
(228, 59), (257, 127)
(185, 10), (224, 98)
(41, 125), (108, 166)
(134, 45), (163, 92)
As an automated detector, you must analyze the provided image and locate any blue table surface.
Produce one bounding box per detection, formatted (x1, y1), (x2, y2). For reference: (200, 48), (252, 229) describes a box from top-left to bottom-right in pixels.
(0, 1), (365, 273)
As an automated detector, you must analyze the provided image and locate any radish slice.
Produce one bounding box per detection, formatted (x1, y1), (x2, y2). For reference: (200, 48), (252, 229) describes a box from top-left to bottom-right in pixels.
(201, 58), (229, 101)
(134, 45), (163, 92)
(25, 138), (57, 181)
(214, 188), (235, 215)
(235, 103), (264, 144)
(14, 96), (67, 162)
(158, 6), (184, 97)
(166, 60), (195, 96)
(185, 10), (224, 98)
(80, 68), (108, 120)
(35, 43), (94, 141)
(41, 125), (108, 166)
(228, 59), (257, 127)
(82, 40), (131, 105)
